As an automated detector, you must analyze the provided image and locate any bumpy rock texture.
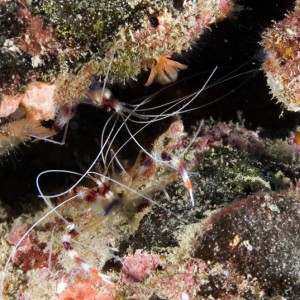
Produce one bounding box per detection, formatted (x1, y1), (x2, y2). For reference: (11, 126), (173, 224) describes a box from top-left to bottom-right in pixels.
(1, 0), (300, 300)
(193, 192), (300, 299)
(0, 0), (233, 96)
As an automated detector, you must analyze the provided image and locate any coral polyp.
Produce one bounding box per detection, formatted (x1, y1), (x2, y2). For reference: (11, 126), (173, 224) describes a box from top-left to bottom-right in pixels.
(144, 56), (188, 86)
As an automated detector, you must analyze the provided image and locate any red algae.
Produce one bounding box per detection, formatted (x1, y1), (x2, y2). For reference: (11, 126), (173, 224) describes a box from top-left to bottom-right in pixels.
(121, 249), (161, 283)
(58, 279), (114, 300)
(7, 223), (58, 272)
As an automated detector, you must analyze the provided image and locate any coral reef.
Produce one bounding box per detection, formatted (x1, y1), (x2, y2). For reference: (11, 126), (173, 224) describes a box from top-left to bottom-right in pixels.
(0, 0), (234, 156)
(1, 119), (300, 299)
(262, 0), (300, 111)
(1, 0), (300, 299)
(0, 0), (233, 107)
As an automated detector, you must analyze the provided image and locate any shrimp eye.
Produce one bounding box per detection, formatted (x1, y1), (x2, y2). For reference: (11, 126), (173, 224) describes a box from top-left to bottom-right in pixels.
(149, 16), (159, 28)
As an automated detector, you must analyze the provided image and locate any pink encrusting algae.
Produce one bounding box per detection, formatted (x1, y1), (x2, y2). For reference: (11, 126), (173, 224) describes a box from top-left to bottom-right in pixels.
(7, 223), (59, 272)
(0, 82), (56, 120)
(120, 249), (161, 283)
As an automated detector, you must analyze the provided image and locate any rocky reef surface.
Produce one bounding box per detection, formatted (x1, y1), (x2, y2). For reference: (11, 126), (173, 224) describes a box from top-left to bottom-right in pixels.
(0, 0), (300, 300)
(2, 119), (300, 299)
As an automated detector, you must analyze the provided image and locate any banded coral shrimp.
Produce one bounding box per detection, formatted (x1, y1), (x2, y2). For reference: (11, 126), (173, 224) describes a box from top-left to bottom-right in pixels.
(0, 59), (260, 299)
